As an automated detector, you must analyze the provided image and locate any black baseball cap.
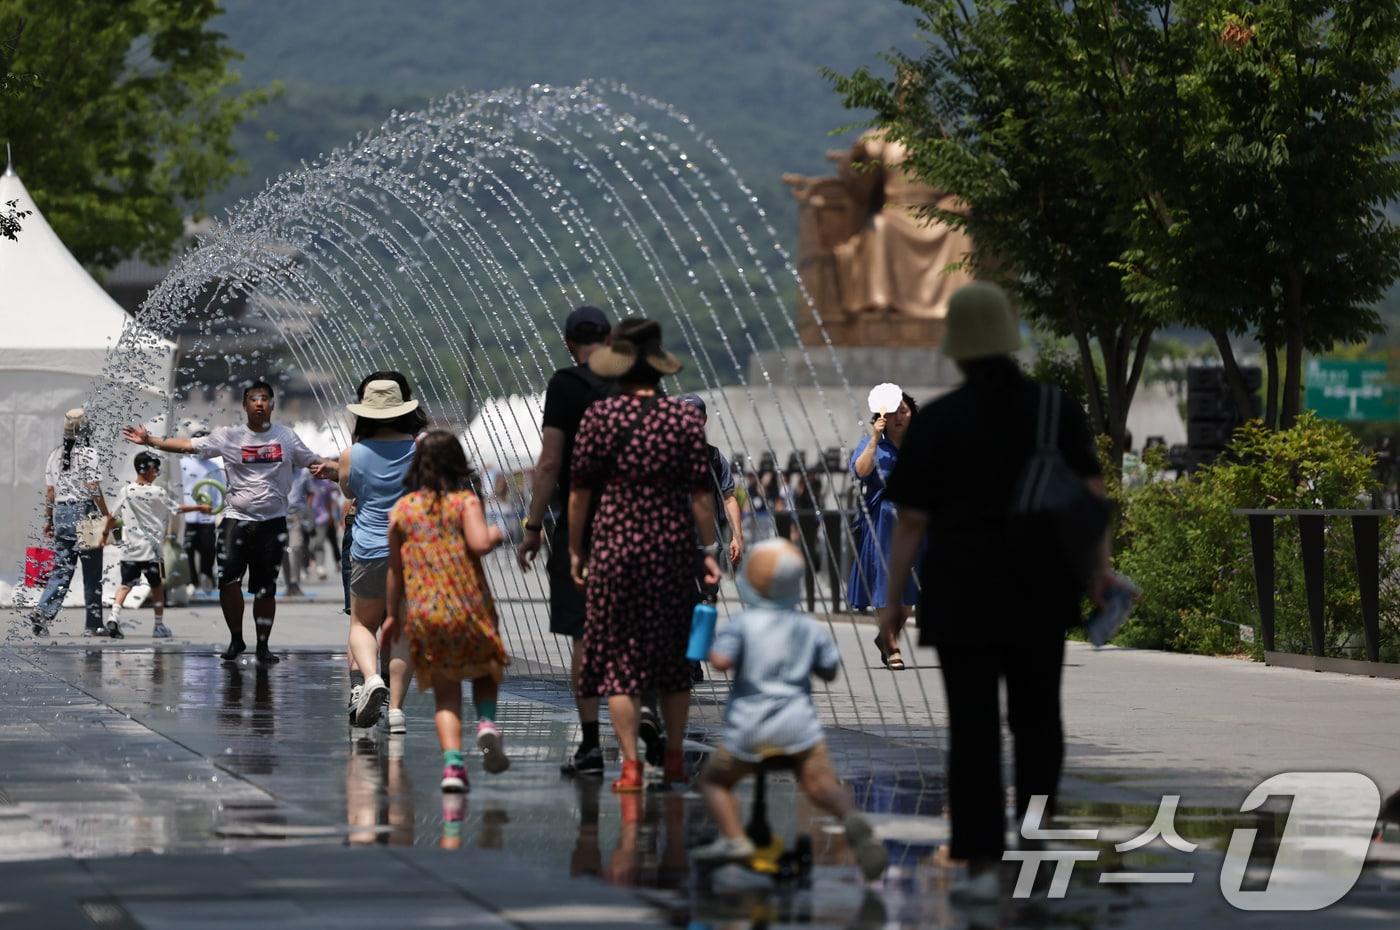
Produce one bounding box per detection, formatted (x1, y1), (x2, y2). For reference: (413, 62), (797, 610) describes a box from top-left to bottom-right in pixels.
(564, 305), (611, 343)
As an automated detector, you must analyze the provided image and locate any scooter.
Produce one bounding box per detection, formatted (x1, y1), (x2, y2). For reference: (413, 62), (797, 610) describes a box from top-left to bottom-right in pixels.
(694, 758), (814, 887)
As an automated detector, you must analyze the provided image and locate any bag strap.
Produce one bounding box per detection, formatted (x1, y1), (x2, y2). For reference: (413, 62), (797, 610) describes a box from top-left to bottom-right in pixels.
(598, 397), (654, 488)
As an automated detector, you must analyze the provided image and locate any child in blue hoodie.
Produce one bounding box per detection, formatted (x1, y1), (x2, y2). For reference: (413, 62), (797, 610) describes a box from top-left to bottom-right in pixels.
(692, 538), (887, 880)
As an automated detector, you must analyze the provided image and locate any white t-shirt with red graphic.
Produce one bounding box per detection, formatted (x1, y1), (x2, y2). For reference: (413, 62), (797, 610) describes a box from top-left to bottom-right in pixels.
(191, 423), (318, 522)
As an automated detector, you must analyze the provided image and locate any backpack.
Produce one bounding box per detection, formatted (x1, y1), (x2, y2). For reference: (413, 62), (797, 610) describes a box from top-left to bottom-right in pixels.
(1009, 385), (1112, 586)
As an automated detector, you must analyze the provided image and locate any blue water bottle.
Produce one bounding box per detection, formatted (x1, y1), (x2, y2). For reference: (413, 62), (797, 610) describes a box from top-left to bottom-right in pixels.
(686, 602), (718, 662)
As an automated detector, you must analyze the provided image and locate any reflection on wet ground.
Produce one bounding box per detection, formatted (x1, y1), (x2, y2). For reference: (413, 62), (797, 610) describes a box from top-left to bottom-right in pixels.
(2, 646), (1398, 928)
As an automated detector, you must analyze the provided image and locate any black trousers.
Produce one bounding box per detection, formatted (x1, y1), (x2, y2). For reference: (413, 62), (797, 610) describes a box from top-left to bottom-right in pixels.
(184, 522), (217, 584)
(934, 639), (1066, 860)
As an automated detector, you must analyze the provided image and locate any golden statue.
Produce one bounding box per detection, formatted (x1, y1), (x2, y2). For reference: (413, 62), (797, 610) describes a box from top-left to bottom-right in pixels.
(784, 129), (977, 348)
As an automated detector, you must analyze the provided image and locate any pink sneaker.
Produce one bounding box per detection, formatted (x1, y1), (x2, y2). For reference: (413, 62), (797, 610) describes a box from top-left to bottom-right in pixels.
(476, 721), (511, 774)
(440, 762), (469, 793)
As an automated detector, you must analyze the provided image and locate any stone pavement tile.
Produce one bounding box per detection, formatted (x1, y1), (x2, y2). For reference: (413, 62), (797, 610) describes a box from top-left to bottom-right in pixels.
(394, 847), (669, 929)
(297, 897), (517, 929)
(236, 845), (449, 898)
(81, 852), (263, 898)
(0, 858), (113, 930)
(118, 898), (310, 930)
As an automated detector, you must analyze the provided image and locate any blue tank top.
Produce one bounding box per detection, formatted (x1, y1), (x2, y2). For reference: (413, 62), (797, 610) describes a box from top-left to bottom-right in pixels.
(348, 439), (415, 560)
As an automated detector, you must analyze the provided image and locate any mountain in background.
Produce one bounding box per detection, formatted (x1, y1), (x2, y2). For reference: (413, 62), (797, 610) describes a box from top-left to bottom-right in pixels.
(213, 0), (916, 232)
(208, 0), (1399, 342)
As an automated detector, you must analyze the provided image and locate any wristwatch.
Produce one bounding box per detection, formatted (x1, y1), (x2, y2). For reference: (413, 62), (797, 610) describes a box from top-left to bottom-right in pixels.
(523, 521), (543, 534)
(698, 542), (720, 555)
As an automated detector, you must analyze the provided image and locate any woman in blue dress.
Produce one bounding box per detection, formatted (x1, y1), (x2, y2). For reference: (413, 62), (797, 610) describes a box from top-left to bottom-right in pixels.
(848, 390), (922, 670)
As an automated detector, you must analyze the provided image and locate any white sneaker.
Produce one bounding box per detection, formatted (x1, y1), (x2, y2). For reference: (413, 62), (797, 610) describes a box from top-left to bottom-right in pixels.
(347, 684), (363, 725)
(387, 708), (407, 735)
(353, 675), (389, 728)
(151, 622), (173, 639)
(691, 835), (756, 864)
(477, 721), (511, 774)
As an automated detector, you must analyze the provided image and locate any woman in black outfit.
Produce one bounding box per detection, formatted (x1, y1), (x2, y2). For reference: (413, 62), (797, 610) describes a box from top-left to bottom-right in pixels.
(883, 283), (1112, 903)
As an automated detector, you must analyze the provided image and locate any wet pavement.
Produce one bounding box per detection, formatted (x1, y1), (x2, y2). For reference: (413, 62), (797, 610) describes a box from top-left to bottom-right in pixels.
(4, 592), (1400, 927)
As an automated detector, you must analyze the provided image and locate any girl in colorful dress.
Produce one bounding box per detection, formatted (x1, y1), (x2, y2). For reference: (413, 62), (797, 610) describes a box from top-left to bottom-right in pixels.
(384, 430), (510, 793)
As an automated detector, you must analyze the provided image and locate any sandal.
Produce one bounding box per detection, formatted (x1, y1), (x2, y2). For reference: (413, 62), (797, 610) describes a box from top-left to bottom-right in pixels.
(874, 634), (906, 671)
(612, 759), (644, 794)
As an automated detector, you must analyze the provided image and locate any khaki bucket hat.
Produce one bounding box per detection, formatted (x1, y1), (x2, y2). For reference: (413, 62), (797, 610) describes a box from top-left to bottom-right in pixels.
(942, 282), (1022, 361)
(346, 379), (420, 419)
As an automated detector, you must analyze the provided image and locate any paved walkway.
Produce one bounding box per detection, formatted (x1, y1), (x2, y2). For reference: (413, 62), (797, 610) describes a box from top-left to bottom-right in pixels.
(5, 570), (1400, 927)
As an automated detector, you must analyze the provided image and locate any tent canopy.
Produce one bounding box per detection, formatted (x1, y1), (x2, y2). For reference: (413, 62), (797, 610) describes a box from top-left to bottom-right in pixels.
(0, 163), (176, 588)
(463, 393), (546, 475)
(0, 168), (177, 371)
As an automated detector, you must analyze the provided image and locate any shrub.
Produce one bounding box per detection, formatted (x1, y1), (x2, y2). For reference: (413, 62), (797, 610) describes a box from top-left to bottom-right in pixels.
(1111, 414), (1400, 660)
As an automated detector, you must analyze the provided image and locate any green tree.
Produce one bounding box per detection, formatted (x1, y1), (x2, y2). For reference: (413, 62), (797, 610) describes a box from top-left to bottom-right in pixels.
(1056, 0), (1400, 429)
(828, 0), (1156, 459)
(0, 1), (273, 269)
(1, 19), (31, 240)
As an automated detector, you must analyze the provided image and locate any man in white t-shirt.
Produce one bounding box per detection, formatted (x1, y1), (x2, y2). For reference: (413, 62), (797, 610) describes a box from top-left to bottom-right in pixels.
(123, 380), (329, 663)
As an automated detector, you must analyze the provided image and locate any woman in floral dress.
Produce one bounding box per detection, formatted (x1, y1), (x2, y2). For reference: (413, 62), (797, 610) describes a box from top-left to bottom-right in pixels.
(385, 430), (510, 793)
(567, 318), (723, 793)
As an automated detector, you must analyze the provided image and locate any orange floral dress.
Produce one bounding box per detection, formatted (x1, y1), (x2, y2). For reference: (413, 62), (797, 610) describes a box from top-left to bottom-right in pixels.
(389, 490), (507, 689)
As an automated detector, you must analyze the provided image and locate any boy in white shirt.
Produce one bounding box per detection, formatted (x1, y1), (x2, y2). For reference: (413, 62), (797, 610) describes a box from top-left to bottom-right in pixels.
(103, 452), (209, 639)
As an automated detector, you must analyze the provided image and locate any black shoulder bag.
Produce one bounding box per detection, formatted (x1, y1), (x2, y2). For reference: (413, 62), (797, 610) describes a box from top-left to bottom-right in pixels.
(1009, 385), (1112, 587)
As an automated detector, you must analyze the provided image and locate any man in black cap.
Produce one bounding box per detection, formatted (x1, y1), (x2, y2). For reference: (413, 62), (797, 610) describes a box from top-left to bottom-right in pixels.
(518, 305), (613, 776)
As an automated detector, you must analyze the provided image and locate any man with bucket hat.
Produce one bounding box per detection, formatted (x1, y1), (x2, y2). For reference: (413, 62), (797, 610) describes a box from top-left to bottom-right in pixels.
(123, 380), (329, 665)
(517, 306), (614, 776)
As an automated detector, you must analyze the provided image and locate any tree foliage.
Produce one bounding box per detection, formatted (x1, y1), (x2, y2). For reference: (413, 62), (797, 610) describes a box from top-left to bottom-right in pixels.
(828, 0), (1156, 457)
(1097, 0), (1400, 428)
(0, 1), (274, 269)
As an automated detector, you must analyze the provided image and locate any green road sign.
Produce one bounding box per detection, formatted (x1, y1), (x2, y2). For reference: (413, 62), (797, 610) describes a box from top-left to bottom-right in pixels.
(1305, 359), (1400, 422)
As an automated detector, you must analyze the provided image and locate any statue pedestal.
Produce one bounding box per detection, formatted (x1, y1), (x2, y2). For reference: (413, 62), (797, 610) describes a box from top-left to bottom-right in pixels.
(798, 312), (943, 350)
(748, 343), (962, 392)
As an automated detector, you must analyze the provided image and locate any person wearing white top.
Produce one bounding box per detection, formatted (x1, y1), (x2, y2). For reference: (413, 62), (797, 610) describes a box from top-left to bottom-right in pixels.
(33, 408), (110, 636)
(122, 380), (330, 664)
(103, 451), (211, 639)
(181, 435), (224, 590)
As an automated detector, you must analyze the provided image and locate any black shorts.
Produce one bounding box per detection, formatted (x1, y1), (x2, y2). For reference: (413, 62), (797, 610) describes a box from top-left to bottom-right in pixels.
(217, 517), (287, 598)
(546, 518), (586, 637)
(119, 560), (163, 588)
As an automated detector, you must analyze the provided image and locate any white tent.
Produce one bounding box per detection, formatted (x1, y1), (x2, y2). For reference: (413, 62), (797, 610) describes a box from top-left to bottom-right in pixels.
(0, 164), (176, 590)
(462, 393), (545, 475)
